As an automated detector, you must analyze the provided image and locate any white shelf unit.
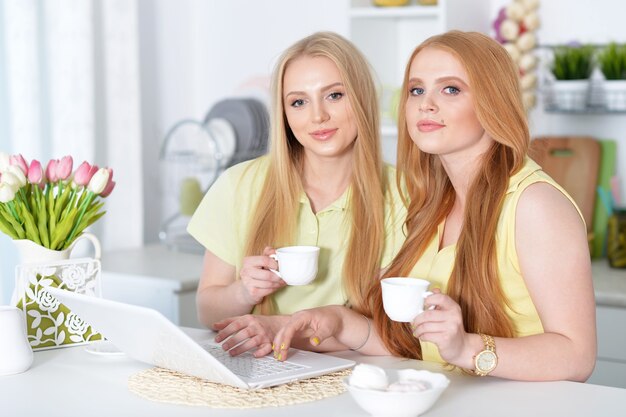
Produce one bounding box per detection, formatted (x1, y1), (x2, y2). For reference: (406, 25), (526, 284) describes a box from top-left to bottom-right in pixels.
(349, 1), (447, 89)
(348, 0), (490, 160)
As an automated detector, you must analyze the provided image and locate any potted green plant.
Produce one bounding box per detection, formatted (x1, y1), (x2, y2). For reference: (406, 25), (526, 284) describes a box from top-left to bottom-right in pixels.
(598, 42), (626, 110)
(549, 44), (595, 111)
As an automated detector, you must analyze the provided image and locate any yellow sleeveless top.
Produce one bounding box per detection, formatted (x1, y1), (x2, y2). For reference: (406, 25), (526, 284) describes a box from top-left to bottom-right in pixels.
(409, 158), (582, 363)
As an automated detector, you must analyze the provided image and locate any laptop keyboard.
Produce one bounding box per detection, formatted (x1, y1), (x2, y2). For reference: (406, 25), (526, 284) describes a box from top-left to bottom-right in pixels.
(200, 342), (307, 379)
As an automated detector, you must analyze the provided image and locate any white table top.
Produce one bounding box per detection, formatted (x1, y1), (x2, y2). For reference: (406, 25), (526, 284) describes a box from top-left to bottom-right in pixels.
(101, 244), (203, 292)
(1, 328), (625, 417)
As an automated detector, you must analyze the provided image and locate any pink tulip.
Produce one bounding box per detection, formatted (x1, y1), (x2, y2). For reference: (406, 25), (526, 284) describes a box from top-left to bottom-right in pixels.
(73, 161), (99, 187)
(99, 168), (115, 197)
(56, 155), (73, 181)
(10, 154), (28, 175)
(46, 159), (59, 183)
(27, 160), (44, 185)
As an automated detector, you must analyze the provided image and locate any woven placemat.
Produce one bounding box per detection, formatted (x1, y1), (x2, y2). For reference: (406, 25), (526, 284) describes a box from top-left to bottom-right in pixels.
(128, 367), (351, 408)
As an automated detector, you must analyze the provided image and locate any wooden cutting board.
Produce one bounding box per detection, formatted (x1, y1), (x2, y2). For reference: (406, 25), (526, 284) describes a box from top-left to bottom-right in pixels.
(529, 136), (601, 233)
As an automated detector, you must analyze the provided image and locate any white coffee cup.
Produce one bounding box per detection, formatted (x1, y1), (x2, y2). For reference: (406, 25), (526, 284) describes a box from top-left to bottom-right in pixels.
(381, 277), (433, 322)
(270, 246), (320, 286)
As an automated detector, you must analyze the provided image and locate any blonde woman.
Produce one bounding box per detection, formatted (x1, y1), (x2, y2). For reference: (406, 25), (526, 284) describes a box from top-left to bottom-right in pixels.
(272, 31), (596, 382)
(187, 32), (405, 356)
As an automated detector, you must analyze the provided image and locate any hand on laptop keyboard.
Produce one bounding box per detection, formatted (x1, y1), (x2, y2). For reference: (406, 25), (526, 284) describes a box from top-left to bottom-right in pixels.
(200, 342), (306, 379)
(213, 314), (290, 358)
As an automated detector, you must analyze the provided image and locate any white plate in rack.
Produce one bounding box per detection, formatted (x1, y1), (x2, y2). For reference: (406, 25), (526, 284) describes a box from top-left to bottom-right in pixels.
(206, 117), (236, 166)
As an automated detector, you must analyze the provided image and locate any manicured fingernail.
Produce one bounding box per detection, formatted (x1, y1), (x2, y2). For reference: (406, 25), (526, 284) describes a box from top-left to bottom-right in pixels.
(271, 343), (275, 350)
(277, 353), (282, 360)
(311, 336), (320, 346)
(280, 343), (286, 350)
(274, 351), (278, 359)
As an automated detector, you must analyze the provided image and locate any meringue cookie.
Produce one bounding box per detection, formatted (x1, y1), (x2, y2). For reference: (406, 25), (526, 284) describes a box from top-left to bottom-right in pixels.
(349, 364), (389, 390)
(388, 380), (432, 392)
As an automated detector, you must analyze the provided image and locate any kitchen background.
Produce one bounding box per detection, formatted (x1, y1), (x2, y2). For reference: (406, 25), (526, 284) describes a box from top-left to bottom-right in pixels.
(0, 0), (624, 304)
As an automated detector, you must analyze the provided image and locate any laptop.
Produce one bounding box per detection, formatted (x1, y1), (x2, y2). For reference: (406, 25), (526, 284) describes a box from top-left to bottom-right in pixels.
(47, 287), (355, 390)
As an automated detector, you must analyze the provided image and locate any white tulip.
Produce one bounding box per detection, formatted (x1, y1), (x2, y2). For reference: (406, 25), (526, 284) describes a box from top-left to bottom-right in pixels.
(87, 168), (110, 194)
(0, 171), (21, 190)
(6, 165), (27, 187)
(0, 182), (16, 203)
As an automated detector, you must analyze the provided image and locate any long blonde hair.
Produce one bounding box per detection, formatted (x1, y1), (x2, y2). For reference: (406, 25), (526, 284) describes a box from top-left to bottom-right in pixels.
(244, 32), (386, 314)
(371, 31), (530, 358)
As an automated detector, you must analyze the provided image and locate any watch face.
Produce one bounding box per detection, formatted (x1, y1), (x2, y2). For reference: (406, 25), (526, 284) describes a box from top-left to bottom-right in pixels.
(476, 350), (497, 372)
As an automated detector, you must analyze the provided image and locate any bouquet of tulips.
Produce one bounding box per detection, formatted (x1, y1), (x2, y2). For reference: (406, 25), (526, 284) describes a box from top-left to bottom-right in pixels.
(0, 152), (116, 250)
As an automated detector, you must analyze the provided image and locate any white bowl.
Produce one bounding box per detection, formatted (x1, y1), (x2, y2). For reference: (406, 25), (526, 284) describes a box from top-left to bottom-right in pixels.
(344, 369), (450, 417)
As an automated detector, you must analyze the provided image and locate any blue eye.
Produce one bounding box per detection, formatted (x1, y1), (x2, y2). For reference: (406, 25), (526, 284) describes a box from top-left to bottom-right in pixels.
(443, 86), (460, 95)
(290, 99), (305, 108)
(328, 92), (344, 100)
(409, 87), (425, 96)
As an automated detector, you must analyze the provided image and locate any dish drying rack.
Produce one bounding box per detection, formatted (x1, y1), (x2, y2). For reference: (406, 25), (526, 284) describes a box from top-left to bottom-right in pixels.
(159, 98), (269, 253)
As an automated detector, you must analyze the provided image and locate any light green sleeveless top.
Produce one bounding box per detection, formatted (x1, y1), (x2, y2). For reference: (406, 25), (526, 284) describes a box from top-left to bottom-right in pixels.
(408, 158), (582, 363)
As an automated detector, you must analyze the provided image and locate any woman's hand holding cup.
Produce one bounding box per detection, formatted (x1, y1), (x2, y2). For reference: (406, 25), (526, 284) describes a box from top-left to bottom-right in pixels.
(238, 247), (287, 305)
(380, 277), (470, 362)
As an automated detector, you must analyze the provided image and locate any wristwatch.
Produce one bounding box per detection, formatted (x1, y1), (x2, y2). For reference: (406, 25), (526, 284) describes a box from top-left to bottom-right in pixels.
(473, 333), (498, 376)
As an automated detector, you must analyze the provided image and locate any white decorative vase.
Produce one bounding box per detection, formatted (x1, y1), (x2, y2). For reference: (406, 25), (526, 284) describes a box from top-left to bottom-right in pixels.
(551, 80), (590, 111)
(12, 232), (101, 264)
(0, 306), (34, 375)
(10, 233), (101, 305)
(603, 80), (626, 111)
